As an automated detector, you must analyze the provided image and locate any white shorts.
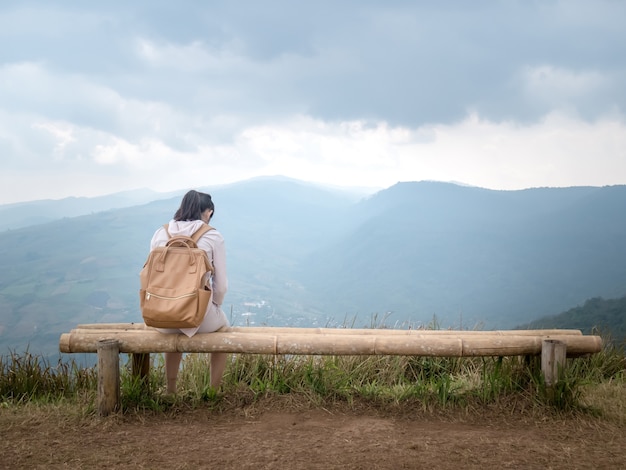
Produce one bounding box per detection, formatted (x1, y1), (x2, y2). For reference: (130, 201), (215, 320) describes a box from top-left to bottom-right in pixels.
(156, 303), (230, 337)
(196, 304), (230, 333)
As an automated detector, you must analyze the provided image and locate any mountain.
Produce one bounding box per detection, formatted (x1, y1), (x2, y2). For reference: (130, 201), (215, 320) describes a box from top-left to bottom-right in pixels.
(0, 177), (625, 357)
(0, 178), (364, 357)
(0, 188), (184, 231)
(297, 182), (626, 329)
(516, 296), (626, 347)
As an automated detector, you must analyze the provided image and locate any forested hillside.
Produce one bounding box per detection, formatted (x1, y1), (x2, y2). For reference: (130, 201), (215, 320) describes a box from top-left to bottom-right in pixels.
(298, 182), (626, 328)
(517, 296), (626, 346)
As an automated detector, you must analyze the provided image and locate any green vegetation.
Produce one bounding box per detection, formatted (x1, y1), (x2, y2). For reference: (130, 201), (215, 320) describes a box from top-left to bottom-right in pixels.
(2, 336), (624, 423)
(518, 296), (626, 347)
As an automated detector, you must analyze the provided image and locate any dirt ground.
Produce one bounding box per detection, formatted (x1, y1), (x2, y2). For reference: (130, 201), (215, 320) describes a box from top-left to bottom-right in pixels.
(2, 398), (625, 469)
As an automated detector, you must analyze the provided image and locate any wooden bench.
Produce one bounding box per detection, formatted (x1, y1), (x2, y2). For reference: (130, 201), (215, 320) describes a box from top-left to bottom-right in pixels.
(59, 323), (603, 415)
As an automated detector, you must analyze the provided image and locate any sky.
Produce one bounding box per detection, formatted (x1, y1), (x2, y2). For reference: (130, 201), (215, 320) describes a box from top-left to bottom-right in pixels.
(1, 0), (625, 204)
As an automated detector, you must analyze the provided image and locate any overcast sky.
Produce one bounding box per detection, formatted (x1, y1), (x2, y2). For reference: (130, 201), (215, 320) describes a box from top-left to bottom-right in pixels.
(1, 1), (625, 204)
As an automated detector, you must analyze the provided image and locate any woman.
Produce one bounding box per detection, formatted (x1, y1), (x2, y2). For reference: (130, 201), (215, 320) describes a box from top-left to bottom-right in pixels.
(149, 190), (229, 394)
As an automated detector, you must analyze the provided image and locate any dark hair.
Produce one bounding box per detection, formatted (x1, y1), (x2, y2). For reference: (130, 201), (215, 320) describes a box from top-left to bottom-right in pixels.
(173, 190), (215, 221)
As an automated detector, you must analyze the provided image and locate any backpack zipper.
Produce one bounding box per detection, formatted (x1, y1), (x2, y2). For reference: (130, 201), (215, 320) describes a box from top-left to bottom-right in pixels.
(146, 291), (196, 301)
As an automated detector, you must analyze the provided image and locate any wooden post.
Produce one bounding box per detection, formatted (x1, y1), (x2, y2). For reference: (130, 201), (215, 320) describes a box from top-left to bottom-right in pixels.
(97, 339), (120, 416)
(541, 339), (566, 387)
(131, 353), (150, 387)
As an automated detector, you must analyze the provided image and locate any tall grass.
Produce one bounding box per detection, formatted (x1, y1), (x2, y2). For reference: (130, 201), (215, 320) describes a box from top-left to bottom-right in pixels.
(0, 349), (96, 403)
(2, 338), (624, 418)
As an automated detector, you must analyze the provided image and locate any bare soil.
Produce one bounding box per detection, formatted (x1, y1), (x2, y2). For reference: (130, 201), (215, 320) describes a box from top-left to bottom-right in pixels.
(1, 397), (624, 469)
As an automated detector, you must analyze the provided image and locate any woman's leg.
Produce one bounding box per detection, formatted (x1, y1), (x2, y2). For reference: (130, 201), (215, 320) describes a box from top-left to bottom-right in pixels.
(165, 352), (183, 394)
(210, 352), (228, 389)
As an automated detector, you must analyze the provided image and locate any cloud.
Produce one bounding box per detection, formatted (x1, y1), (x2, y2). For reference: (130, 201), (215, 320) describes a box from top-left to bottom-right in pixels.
(520, 65), (617, 118)
(524, 66), (607, 98)
(0, 1), (625, 203)
(3, 106), (623, 203)
(236, 112), (626, 191)
(31, 121), (76, 159)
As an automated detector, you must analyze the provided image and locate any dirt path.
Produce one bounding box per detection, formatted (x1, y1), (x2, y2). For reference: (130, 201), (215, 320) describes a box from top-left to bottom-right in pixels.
(2, 400), (624, 469)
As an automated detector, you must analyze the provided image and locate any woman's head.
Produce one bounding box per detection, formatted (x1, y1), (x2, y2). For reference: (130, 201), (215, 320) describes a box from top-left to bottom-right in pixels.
(173, 190), (215, 222)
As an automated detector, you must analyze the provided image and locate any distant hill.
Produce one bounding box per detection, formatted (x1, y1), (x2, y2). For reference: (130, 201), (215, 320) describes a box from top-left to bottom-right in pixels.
(0, 178), (365, 356)
(0, 188), (184, 231)
(298, 182), (626, 328)
(0, 177), (625, 357)
(516, 296), (626, 347)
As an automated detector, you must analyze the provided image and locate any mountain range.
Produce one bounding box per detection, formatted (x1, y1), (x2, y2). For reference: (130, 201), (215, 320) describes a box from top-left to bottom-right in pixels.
(1, 177), (625, 358)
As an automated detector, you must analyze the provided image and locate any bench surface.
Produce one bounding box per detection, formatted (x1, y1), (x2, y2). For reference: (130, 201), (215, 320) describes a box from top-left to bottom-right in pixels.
(60, 323), (602, 357)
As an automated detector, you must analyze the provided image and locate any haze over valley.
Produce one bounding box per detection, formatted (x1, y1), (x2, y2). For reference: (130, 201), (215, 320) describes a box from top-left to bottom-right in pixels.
(1, 177), (625, 358)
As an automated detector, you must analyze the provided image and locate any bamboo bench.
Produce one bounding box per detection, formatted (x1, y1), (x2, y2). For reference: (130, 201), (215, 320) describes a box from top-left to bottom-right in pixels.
(59, 323), (603, 415)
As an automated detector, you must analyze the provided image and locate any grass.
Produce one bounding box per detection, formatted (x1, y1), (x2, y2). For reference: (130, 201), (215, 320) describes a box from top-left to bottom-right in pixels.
(2, 334), (625, 424)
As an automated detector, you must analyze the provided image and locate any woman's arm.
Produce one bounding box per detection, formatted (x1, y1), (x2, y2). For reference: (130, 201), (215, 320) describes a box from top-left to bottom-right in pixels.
(205, 231), (228, 306)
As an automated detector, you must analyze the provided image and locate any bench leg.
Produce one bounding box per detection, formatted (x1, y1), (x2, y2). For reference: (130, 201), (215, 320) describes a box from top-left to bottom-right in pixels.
(97, 339), (120, 416)
(541, 339), (566, 387)
(132, 353), (151, 387)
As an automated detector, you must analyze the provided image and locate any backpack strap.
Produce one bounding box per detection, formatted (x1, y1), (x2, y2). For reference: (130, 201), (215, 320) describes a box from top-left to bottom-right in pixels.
(192, 225), (214, 273)
(191, 224), (213, 243)
(162, 223), (213, 241)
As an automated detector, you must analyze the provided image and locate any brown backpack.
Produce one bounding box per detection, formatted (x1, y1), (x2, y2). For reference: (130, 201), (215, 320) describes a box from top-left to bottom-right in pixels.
(139, 224), (214, 329)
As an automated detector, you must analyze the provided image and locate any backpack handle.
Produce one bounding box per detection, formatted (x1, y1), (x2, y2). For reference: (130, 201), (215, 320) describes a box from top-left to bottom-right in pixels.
(156, 240), (199, 273)
(157, 223), (214, 273)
